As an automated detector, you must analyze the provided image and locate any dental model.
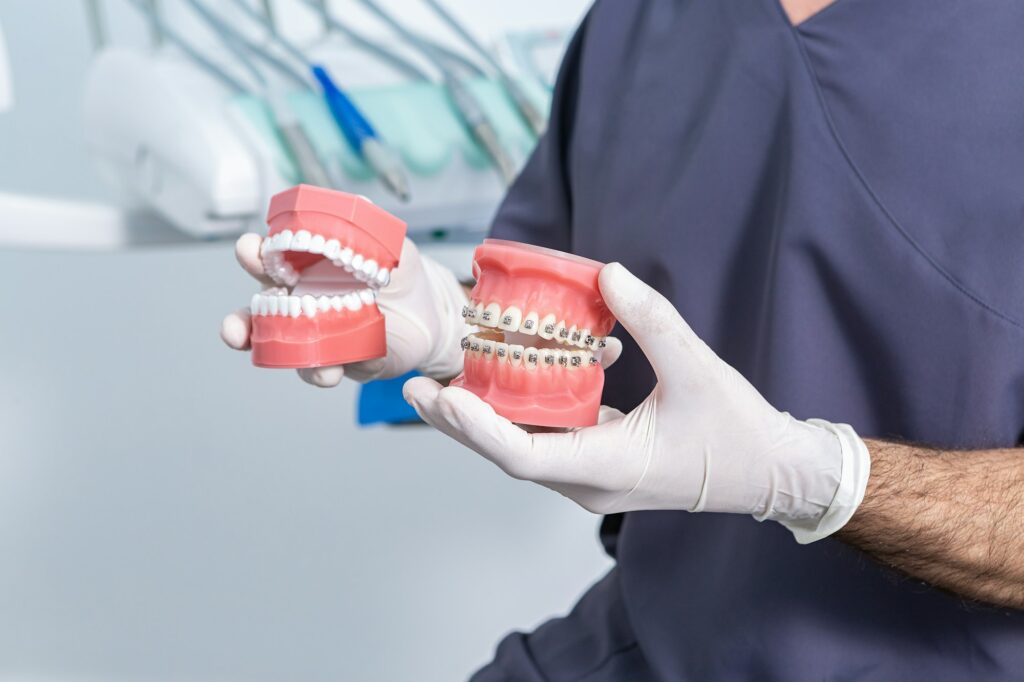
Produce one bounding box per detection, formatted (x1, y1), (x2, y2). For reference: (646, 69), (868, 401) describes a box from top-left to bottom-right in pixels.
(451, 239), (617, 428)
(248, 184), (406, 368)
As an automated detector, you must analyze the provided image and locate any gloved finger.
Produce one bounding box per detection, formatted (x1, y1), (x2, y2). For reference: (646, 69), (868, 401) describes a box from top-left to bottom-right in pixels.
(598, 262), (716, 385)
(296, 365), (345, 388)
(235, 233), (274, 286)
(220, 308), (252, 350)
(599, 336), (623, 370)
(403, 378), (549, 481)
(341, 357), (389, 383)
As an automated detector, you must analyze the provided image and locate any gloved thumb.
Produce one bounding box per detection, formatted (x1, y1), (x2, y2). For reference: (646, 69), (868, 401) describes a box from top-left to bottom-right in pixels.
(598, 262), (714, 383)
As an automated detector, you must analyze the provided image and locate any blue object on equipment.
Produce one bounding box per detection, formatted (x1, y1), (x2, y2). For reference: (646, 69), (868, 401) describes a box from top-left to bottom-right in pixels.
(357, 370), (422, 426)
(312, 64), (377, 153)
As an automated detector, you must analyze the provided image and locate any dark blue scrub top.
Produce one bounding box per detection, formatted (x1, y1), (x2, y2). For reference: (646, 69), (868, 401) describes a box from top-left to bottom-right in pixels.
(482, 0), (1024, 679)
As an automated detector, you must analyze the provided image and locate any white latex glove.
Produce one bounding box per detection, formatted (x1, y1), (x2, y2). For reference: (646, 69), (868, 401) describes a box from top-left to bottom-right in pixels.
(221, 234), (470, 386)
(403, 263), (871, 544)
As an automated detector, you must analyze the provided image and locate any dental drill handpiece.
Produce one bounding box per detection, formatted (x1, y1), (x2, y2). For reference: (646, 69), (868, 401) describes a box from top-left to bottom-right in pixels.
(357, 0), (516, 185)
(445, 72), (517, 185)
(312, 66), (411, 201)
(229, 0), (410, 200)
(183, 0), (335, 188)
(421, 0), (546, 136)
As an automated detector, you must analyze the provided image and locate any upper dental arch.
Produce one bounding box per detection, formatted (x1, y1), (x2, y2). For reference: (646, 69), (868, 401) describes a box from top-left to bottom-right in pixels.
(462, 300), (609, 350)
(261, 229), (392, 289)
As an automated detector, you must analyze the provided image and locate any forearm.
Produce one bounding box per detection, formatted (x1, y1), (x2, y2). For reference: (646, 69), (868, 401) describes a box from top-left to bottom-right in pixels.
(838, 439), (1024, 608)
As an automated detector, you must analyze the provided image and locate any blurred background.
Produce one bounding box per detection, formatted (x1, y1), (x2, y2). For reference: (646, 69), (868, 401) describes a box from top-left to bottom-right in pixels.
(0, 1), (611, 680)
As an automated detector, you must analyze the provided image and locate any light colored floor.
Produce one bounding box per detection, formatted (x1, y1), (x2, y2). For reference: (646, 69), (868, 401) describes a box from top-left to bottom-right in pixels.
(0, 243), (612, 681)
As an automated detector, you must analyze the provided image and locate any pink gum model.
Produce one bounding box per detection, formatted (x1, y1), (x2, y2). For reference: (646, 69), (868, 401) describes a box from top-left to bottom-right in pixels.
(249, 184), (406, 369)
(451, 239), (617, 428)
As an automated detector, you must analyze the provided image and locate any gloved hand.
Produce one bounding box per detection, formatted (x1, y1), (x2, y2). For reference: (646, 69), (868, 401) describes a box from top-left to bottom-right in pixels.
(221, 233), (470, 386)
(403, 262), (871, 543)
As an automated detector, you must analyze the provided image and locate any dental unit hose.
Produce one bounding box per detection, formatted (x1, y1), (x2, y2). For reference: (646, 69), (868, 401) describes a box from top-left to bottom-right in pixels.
(421, 0), (546, 136)
(311, 65), (410, 202)
(229, 0), (411, 201)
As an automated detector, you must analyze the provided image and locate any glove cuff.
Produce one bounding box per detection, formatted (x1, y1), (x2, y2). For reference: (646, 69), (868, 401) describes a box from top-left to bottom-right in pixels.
(780, 420), (871, 545)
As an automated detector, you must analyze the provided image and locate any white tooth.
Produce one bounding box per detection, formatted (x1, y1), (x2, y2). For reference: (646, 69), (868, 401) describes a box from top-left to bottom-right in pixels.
(481, 339), (495, 359)
(374, 268), (391, 287)
(257, 295), (269, 316)
(317, 295), (331, 312)
(461, 336), (471, 352)
(588, 335), (601, 351)
(267, 295), (279, 316)
(576, 328), (591, 348)
(519, 311), (539, 335)
(469, 336), (482, 355)
(555, 321), (570, 344)
(337, 247), (354, 267)
(277, 262), (299, 287)
(250, 294), (260, 314)
(557, 349), (571, 368)
(331, 296), (343, 312)
(309, 234), (326, 254)
(276, 230), (293, 250)
(350, 253), (364, 272)
(343, 292), (362, 311)
(509, 344), (524, 367)
(495, 342), (509, 362)
(358, 289), (375, 305)
(276, 295), (289, 316)
(538, 314), (558, 340)
(292, 230), (312, 252)
(301, 294), (317, 318)
(474, 302), (485, 322)
(538, 348), (554, 368)
(353, 267), (368, 282)
(288, 296), (302, 318)
(324, 239), (341, 260)
(362, 259), (379, 281)
(524, 347), (539, 369)
(463, 302), (479, 323)
(260, 238), (271, 256)
(498, 306), (522, 332)
(481, 302), (502, 327)
(568, 325), (581, 346)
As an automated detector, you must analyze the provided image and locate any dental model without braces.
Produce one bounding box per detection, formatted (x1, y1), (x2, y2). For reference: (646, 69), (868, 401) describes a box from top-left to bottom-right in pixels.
(248, 184), (406, 369)
(451, 239), (617, 428)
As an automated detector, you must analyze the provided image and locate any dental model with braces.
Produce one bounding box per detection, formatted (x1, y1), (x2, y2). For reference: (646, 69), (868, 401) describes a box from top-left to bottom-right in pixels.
(248, 184), (406, 369)
(451, 239), (617, 428)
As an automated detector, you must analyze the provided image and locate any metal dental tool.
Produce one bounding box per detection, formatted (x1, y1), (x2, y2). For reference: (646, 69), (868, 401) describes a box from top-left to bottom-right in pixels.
(421, 0), (546, 136)
(357, 0), (519, 186)
(183, 0), (334, 188)
(228, 0), (411, 201)
(295, 0), (430, 82)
